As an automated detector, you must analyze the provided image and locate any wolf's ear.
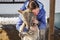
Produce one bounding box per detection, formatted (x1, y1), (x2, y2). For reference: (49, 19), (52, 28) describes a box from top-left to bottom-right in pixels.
(18, 10), (23, 13)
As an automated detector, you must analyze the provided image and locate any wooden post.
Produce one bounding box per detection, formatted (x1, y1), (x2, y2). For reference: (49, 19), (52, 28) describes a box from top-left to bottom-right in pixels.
(48, 0), (55, 40)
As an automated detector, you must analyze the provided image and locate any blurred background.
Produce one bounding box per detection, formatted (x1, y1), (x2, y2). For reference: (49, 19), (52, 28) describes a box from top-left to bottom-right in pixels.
(0, 0), (60, 40)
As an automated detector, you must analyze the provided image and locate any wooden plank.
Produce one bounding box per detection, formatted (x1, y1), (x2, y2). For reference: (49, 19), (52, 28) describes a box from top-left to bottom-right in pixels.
(48, 0), (55, 40)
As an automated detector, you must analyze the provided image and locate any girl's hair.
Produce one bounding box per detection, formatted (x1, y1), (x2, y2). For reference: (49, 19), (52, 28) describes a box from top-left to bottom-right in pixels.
(28, 1), (39, 10)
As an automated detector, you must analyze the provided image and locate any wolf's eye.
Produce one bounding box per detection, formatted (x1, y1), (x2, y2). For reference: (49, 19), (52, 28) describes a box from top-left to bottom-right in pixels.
(32, 23), (39, 26)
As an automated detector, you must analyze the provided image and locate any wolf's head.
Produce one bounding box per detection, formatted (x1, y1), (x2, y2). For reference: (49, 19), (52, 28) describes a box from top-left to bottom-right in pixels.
(18, 9), (37, 27)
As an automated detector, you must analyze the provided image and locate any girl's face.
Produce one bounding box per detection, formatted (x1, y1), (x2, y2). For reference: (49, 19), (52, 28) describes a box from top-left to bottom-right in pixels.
(32, 8), (40, 16)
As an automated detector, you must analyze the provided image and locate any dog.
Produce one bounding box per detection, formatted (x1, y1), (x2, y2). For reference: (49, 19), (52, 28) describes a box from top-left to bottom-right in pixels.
(18, 9), (34, 32)
(0, 28), (9, 40)
(19, 18), (39, 40)
(18, 9), (40, 40)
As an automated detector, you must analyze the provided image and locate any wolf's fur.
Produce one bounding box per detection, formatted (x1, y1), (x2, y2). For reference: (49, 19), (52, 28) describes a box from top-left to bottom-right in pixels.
(0, 29), (9, 40)
(18, 9), (39, 40)
(22, 26), (39, 40)
(18, 9), (36, 32)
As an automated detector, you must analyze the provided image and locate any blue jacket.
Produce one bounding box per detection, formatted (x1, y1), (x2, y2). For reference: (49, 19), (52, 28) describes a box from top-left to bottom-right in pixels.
(16, 0), (46, 32)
